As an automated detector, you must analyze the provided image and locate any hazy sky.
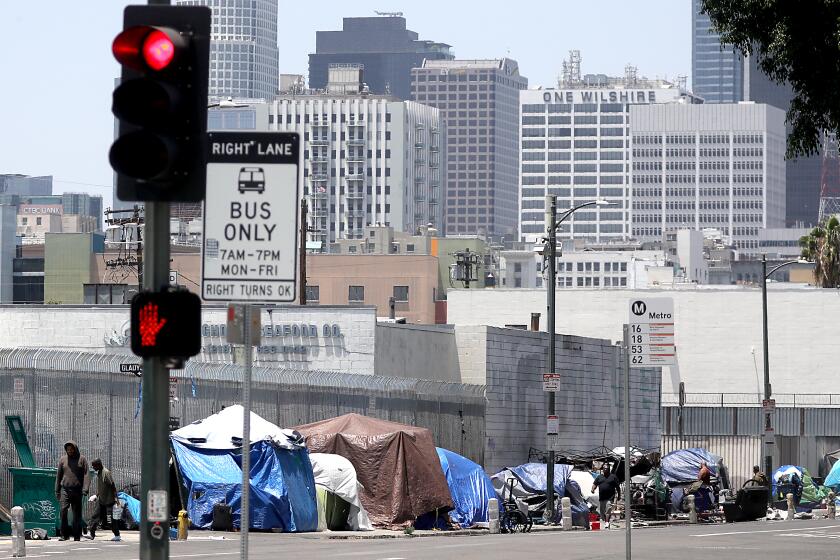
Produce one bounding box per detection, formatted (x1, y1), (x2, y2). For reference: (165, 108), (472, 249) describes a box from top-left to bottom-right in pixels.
(0, 0), (690, 210)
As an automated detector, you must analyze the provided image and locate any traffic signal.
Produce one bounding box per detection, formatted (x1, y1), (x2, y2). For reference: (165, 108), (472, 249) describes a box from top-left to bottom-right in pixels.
(130, 290), (202, 360)
(110, 5), (210, 202)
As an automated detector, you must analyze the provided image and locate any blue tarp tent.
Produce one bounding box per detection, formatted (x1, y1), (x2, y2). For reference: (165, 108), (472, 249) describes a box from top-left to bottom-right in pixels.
(660, 448), (721, 483)
(824, 461), (840, 489)
(435, 448), (497, 528)
(171, 439), (318, 532)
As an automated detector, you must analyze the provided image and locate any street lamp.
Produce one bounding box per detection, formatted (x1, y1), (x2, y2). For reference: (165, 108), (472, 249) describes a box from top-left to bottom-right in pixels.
(544, 196), (611, 521)
(761, 254), (807, 488)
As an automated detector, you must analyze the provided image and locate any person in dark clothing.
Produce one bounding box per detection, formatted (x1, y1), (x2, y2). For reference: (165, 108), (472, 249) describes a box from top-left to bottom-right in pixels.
(592, 465), (620, 524)
(752, 465), (769, 486)
(54, 440), (90, 541)
(86, 459), (121, 541)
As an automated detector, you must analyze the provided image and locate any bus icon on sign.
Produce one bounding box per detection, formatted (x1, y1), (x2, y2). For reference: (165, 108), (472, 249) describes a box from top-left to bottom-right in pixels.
(238, 167), (265, 194)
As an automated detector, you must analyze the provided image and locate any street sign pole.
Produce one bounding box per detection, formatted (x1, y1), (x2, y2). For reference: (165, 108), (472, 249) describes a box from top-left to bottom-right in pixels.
(140, 201), (171, 560)
(622, 324), (631, 560)
(240, 304), (253, 560)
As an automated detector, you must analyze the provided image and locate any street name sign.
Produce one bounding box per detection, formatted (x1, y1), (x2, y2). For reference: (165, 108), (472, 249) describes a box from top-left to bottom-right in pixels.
(762, 399), (776, 415)
(543, 373), (561, 392)
(628, 298), (675, 367)
(201, 132), (300, 303)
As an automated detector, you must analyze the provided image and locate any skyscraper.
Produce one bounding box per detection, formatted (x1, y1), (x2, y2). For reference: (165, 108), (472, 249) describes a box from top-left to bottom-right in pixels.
(412, 59), (527, 237)
(744, 55), (822, 227)
(309, 16), (453, 100)
(175, 0), (279, 101)
(691, 0), (743, 103)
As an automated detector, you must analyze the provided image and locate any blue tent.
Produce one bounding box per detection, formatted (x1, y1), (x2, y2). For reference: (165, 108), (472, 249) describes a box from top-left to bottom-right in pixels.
(491, 463), (589, 526)
(435, 448), (497, 528)
(660, 448), (721, 483)
(171, 439), (318, 532)
(825, 461), (840, 489)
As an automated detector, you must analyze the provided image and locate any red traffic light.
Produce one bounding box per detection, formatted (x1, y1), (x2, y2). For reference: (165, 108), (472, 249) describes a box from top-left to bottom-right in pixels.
(113, 25), (184, 72)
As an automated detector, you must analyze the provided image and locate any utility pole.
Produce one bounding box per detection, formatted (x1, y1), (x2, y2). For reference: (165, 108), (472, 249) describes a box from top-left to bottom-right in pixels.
(104, 205), (144, 286)
(545, 194), (557, 522)
(299, 199), (308, 305)
(451, 248), (481, 288)
(761, 254), (772, 487)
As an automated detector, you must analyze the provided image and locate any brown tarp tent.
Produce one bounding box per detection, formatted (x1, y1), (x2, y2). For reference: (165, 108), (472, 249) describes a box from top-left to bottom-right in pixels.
(294, 413), (453, 528)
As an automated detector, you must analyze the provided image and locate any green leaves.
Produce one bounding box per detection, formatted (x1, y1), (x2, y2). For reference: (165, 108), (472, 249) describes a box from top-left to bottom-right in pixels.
(701, 0), (840, 158)
(800, 215), (840, 287)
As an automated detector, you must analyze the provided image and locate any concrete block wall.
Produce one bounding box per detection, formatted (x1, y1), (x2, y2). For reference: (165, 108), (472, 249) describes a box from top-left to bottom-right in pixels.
(480, 326), (661, 474)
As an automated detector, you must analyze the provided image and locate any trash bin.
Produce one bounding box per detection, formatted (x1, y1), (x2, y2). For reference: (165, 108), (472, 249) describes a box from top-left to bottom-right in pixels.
(9, 467), (60, 537)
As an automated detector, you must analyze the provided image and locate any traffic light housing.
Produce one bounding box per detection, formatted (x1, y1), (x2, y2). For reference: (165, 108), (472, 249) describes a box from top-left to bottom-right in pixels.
(110, 5), (210, 202)
(130, 290), (202, 361)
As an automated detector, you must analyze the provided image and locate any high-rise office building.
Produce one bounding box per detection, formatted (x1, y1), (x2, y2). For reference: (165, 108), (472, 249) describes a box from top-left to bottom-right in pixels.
(309, 16), (453, 100)
(518, 69), (700, 245)
(0, 174), (52, 197)
(412, 59), (527, 237)
(630, 103), (786, 254)
(175, 0), (279, 101)
(744, 55), (823, 227)
(691, 0), (743, 103)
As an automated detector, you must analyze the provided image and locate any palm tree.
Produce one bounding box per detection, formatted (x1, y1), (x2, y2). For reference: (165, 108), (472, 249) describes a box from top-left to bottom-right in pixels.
(800, 216), (840, 288)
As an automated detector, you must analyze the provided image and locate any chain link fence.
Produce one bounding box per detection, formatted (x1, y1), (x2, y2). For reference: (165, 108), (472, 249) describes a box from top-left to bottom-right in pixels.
(0, 348), (485, 509)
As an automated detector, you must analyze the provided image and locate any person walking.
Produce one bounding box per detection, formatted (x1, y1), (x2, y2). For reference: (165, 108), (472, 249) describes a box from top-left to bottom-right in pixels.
(86, 459), (121, 542)
(592, 464), (619, 526)
(54, 441), (90, 541)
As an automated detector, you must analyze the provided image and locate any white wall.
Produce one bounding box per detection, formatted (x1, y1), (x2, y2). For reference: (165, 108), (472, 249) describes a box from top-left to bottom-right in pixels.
(447, 288), (840, 395)
(0, 305), (377, 374)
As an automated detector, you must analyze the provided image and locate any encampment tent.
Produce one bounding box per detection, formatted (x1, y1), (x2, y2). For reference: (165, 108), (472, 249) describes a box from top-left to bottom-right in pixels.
(170, 407), (318, 532)
(660, 448), (722, 484)
(295, 414), (453, 528)
(309, 453), (372, 531)
(772, 465), (827, 508)
(171, 438), (318, 532)
(435, 447), (497, 528)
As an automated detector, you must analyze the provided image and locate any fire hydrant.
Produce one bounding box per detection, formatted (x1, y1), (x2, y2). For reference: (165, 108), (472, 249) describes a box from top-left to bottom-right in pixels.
(177, 510), (189, 540)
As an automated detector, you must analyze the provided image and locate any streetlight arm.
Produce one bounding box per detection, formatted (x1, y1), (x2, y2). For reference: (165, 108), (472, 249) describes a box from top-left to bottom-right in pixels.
(551, 201), (602, 232)
(765, 260), (804, 279)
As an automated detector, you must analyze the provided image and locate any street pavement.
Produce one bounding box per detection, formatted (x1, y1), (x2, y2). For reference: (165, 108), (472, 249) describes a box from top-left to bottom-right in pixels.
(3, 519), (840, 559)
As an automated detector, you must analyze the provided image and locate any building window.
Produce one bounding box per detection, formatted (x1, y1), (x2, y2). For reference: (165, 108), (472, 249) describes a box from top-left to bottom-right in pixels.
(348, 285), (365, 302)
(393, 285), (409, 302)
(305, 285), (319, 302)
(83, 284), (129, 305)
(36, 217), (42, 225)
(406, 244), (415, 253)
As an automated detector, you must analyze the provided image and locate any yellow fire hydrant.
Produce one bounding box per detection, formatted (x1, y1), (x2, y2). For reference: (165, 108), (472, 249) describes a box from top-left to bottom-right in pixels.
(177, 510), (189, 540)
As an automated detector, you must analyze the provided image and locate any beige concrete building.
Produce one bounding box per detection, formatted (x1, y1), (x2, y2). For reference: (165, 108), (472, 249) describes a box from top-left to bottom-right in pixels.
(307, 254), (440, 324)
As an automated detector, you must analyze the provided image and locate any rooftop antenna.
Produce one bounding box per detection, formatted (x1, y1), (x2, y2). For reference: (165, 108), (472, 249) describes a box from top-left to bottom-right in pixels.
(374, 10), (403, 16)
(568, 49), (581, 84)
(624, 64), (638, 86)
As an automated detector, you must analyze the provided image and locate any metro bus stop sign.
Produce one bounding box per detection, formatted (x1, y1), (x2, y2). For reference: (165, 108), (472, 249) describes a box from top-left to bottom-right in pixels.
(201, 132), (300, 302)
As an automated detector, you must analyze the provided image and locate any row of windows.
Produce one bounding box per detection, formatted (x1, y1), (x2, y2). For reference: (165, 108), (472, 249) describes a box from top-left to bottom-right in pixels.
(557, 261), (629, 273)
(556, 276), (629, 288)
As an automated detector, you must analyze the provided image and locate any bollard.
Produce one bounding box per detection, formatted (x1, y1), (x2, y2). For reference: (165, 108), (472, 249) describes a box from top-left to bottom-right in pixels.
(786, 493), (795, 521)
(488, 498), (500, 534)
(11, 506), (25, 558)
(561, 497), (572, 531)
(828, 492), (836, 520)
(687, 494), (697, 524)
(177, 510), (190, 540)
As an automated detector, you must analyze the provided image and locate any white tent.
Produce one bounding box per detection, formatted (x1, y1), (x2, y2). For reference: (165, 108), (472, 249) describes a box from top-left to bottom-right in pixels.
(309, 453), (373, 531)
(171, 405), (301, 450)
(569, 470), (599, 508)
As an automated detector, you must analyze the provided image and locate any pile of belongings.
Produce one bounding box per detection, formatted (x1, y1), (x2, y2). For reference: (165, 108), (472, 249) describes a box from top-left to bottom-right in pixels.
(772, 465), (827, 511)
(295, 413), (454, 529)
(491, 463), (589, 527)
(660, 448), (728, 513)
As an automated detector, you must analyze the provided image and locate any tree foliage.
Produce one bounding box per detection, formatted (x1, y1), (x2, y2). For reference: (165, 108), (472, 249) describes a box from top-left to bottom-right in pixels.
(701, 0), (840, 158)
(800, 216), (840, 287)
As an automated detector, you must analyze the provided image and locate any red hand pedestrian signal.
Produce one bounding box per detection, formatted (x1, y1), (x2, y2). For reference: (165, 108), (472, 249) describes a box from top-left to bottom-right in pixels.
(139, 302), (167, 346)
(130, 290), (201, 359)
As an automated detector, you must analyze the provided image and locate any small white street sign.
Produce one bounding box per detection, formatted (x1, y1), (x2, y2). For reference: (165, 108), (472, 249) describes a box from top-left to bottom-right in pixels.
(762, 399), (776, 415)
(543, 373), (561, 392)
(546, 415), (559, 436)
(202, 132), (300, 303)
(147, 490), (168, 522)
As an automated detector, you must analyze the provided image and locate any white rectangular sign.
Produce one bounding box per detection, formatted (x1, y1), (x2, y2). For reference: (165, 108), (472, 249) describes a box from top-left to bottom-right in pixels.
(201, 132), (300, 303)
(546, 415), (559, 436)
(543, 373), (561, 392)
(147, 490), (168, 522)
(628, 298), (675, 367)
